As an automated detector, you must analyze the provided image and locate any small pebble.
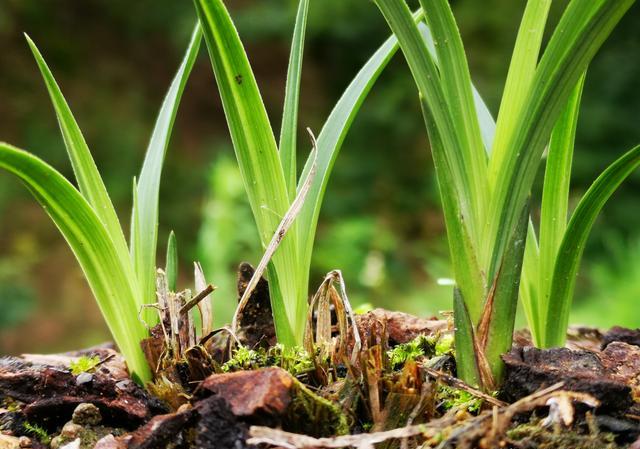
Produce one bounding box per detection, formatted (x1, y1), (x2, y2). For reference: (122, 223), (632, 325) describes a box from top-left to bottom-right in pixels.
(0, 434), (20, 449)
(114, 380), (130, 391)
(72, 403), (102, 426)
(176, 403), (192, 414)
(75, 372), (93, 385)
(17, 436), (30, 448)
(60, 422), (82, 439)
(59, 439), (80, 449)
(49, 436), (62, 449)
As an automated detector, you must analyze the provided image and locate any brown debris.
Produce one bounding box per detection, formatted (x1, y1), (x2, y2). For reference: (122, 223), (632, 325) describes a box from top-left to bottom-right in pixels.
(603, 327), (640, 349)
(235, 263), (276, 349)
(501, 346), (633, 413)
(0, 357), (165, 429)
(199, 367), (347, 438)
(355, 309), (449, 346)
(200, 367), (293, 417)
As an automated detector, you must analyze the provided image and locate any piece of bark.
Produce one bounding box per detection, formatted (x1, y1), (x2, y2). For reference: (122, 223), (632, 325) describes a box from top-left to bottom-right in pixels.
(235, 263), (276, 349)
(602, 326), (640, 349)
(501, 346), (632, 413)
(125, 407), (197, 449)
(199, 367), (347, 437)
(0, 357), (165, 429)
(355, 309), (449, 346)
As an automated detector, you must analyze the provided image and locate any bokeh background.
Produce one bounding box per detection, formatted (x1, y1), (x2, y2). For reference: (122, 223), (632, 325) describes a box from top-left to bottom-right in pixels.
(1, 0), (639, 355)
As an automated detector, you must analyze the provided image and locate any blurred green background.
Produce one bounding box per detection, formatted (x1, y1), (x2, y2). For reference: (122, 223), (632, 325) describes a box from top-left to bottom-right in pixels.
(1, 1), (639, 355)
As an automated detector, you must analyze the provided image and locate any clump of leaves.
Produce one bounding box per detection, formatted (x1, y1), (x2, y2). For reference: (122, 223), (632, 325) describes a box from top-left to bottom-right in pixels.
(69, 356), (101, 376)
(373, 0), (639, 391)
(0, 27), (201, 382)
(194, 0), (426, 348)
(23, 422), (51, 445)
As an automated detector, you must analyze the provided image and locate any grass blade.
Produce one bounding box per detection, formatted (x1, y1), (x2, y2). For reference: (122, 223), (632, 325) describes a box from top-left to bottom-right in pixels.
(486, 0), (634, 281)
(373, 0), (480, 243)
(545, 145), (640, 346)
(535, 74), (585, 346)
(133, 25), (201, 314)
(0, 143), (150, 382)
(25, 35), (129, 268)
(480, 199), (529, 386)
(373, 0), (488, 317)
(488, 0), (551, 198)
(420, 0), (488, 228)
(166, 231), (178, 292)
(279, 0), (309, 199)
(295, 9), (424, 317)
(195, 0), (302, 345)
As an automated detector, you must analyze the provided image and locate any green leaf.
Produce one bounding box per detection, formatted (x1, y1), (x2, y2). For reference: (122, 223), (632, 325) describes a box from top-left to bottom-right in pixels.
(535, 73), (585, 346)
(420, 0), (488, 229)
(373, 0), (481, 242)
(0, 143), (150, 382)
(545, 144), (640, 347)
(295, 9), (426, 321)
(132, 25), (201, 314)
(481, 199), (529, 386)
(195, 0), (302, 345)
(279, 0), (309, 199)
(373, 0), (489, 317)
(25, 35), (130, 277)
(486, 0), (634, 281)
(420, 95), (484, 323)
(166, 231), (178, 292)
(488, 0), (551, 200)
(453, 288), (480, 387)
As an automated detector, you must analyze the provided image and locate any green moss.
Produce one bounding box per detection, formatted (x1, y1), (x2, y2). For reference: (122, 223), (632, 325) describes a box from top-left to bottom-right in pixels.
(507, 417), (620, 449)
(69, 355), (101, 375)
(387, 335), (435, 369)
(437, 386), (483, 413)
(434, 333), (454, 356)
(23, 422), (51, 444)
(287, 376), (349, 437)
(222, 344), (313, 376)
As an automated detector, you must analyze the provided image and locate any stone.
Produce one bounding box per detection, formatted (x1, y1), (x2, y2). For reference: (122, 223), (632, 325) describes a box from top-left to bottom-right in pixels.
(0, 434), (20, 449)
(72, 403), (102, 426)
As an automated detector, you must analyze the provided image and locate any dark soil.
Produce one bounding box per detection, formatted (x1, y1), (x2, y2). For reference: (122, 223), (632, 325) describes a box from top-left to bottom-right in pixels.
(2, 268), (640, 448)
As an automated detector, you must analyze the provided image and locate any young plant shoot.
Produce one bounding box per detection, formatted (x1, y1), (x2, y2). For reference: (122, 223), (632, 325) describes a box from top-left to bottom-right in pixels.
(0, 27), (202, 383)
(372, 0), (638, 390)
(193, 0), (427, 347)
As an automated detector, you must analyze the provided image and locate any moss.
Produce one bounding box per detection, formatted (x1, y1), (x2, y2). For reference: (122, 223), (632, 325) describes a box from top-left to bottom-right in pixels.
(222, 344), (313, 376)
(387, 335), (433, 369)
(23, 422), (51, 444)
(69, 356), (101, 375)
(507, 417), (620, 449)
(437, 385), (483, 413)
(287, 377), (349, 437)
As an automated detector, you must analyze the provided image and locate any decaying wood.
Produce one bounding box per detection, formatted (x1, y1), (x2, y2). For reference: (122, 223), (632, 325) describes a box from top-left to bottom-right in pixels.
(232, 128), (318, 335)
(194, 262), (214, 337)
(247, 382), (597, 449)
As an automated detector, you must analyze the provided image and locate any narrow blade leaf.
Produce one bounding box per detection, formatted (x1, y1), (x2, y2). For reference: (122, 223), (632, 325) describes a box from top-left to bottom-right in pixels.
(25, 35), (129, 267)
(0, 143), (150, 382)
(545, 144), (640, 347)
(279, 0), (309, 199)
(133, 25), (201, 312)
(195, 0), (302, 345)
(166, 231), (178, 292)
(536, 73), (585, 346)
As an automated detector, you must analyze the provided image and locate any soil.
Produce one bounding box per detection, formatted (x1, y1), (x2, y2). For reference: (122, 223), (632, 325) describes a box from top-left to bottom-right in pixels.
(2, 271), (640, 448)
